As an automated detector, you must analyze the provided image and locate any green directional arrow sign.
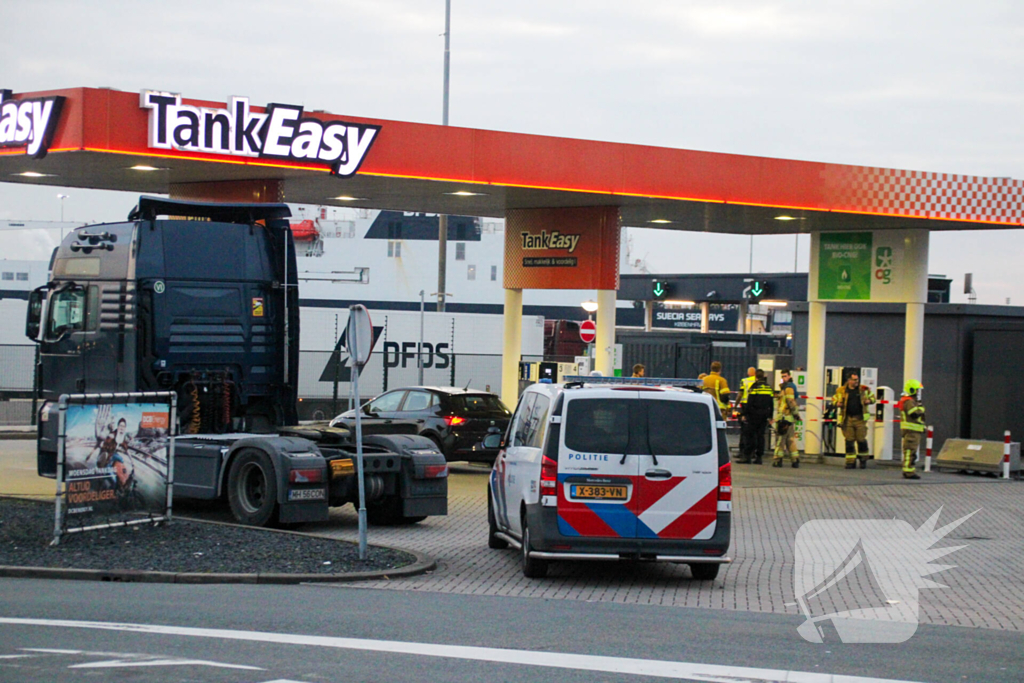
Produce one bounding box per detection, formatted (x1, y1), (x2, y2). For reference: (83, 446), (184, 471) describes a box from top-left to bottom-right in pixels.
(751, 281), (764, 297)
(652, 280), (669, 300)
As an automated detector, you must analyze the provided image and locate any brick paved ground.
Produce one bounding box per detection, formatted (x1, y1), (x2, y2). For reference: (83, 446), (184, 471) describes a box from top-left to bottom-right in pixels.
(305, 464), (1024, 632)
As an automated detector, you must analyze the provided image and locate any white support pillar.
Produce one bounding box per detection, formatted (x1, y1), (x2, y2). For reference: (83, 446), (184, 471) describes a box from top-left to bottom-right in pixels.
(501, 288), (523, 409)
(737, 302), (748, 333)
(804, 300), (827, 456)
(700, 302), (710, 333)
(902, 230), (930, 389)
(644, 300), (654, 331)
(595, 289), (617, 376)
(804, 232), (827, 457)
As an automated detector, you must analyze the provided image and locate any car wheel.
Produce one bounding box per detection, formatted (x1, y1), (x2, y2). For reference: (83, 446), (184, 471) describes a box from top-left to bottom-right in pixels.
(488, 487), (508, 549)
(689, 563), (720, 581)
(227, 449), (278, 527)
(520, 514), (548, 578)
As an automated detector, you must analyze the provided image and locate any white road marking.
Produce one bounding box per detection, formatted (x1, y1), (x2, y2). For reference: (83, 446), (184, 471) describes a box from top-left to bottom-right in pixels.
(0, 654), (36, 659)
(70, 657), (262, 670)
(1, 617), (925, 683)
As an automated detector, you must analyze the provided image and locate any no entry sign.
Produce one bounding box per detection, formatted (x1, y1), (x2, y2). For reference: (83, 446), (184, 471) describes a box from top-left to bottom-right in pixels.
(579, 319), (597, 343)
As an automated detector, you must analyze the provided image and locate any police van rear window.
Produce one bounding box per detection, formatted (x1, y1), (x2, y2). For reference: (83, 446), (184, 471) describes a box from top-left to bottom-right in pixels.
(564, 399), (630, 454)
(647, 400), (713, 456)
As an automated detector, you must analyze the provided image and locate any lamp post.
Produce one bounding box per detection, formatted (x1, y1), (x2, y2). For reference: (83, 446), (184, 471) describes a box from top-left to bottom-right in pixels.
(57, 194), (68, 222)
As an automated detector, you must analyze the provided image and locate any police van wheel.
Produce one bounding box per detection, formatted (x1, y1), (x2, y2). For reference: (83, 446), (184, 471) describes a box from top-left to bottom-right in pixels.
(689, 563), (720, 581)
(521, 515), (548, 578)
(227, 449), (278, 527)
(488, 488), (508, 549)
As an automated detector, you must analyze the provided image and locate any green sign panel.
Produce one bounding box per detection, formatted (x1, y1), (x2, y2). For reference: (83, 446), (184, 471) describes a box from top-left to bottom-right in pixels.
(818, 232), (872, 300)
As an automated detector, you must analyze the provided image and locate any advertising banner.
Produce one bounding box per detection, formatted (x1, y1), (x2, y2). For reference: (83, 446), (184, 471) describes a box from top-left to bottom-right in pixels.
(503, 206), (620, 290)
(54, 393), (175, 542)
(817, 232), (873, 300)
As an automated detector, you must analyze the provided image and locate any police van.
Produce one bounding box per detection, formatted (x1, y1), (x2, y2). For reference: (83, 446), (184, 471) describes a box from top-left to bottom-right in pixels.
(485, 376), (732, 579)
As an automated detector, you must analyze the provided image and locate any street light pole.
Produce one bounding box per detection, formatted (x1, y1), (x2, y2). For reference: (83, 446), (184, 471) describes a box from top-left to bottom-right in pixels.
(418, 290), (425, 385)
(57, 194), (68, 222)
(436, 0), (452, 312)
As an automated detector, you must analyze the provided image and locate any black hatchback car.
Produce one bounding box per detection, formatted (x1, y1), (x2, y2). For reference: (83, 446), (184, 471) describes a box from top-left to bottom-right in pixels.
(330, 386), (512, 463)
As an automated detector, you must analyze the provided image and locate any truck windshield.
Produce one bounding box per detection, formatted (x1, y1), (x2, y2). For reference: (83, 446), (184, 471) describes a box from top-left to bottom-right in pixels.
(47, 288), (87, 339)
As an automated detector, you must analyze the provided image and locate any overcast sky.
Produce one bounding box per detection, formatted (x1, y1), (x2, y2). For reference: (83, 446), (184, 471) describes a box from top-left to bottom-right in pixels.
(2, 1), (1022, 303)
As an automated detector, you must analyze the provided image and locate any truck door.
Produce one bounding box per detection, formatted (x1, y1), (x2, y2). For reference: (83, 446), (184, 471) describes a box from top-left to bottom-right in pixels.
(634, 395), (718, 540)
(39, 284), (93, 394)
(556, 392), (641, 539)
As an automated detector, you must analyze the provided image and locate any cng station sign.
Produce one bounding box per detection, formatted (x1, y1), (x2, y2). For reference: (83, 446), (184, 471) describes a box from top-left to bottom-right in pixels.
(813, 230), (929, 303)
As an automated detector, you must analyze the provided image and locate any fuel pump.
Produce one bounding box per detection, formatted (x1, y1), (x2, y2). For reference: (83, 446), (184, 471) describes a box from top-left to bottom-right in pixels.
(873, 386), (895, 460)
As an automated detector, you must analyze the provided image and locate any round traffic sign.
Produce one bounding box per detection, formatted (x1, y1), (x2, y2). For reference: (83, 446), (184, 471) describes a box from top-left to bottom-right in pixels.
(346, 304), (375, 366)
(579, 319), (597, 344)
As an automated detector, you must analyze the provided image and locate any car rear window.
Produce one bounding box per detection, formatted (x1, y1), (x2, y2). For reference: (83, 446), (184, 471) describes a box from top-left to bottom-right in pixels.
(647, 399), (713, 456)
(564, 399), (630, 454)
(454, 394), (507, 413)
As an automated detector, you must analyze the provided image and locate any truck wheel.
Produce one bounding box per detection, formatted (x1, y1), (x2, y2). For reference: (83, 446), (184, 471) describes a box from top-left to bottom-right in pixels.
(689, 563), (720, 581)
(227, 449), (278, 527)
(488, 488), (508, 549)
(520, 515), (548, 578)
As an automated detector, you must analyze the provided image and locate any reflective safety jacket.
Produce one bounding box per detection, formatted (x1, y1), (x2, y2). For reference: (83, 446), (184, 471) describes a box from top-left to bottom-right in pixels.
(739, 375), (756, 404)
(831, 385), (876, 425)
(899, 395), (926, 433)
(776, 392), (799, 423)
(742, 381), (775, 421)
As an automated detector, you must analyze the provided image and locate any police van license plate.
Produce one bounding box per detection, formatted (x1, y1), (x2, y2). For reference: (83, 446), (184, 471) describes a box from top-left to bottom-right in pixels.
(570, 484), (627, 500)
(288, 488), (326, 501)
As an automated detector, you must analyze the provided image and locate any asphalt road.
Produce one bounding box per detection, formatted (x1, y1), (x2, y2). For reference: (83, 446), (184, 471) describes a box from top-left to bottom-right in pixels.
(1, 578), (1020, 683)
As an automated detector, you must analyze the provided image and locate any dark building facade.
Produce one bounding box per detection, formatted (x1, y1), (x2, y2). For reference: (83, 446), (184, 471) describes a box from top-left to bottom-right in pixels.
(791, 302), (1024, 449)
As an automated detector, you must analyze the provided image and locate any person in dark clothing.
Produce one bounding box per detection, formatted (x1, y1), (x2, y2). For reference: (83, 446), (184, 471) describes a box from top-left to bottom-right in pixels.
(739, 369), (774, 464)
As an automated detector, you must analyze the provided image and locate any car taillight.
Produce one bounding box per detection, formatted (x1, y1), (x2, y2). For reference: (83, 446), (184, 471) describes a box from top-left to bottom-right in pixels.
(444, 415), (466, 427)
(718, 462), (731, 502)
(540, 455), (558, 493)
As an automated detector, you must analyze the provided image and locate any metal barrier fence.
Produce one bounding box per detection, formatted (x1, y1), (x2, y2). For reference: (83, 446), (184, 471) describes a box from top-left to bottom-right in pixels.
(0, 344), (34, 392)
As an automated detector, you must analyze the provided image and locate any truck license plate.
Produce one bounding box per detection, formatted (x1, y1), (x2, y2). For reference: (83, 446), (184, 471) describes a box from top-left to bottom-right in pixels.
(570, 484), (627, 500)
(288, 488), (326, 501)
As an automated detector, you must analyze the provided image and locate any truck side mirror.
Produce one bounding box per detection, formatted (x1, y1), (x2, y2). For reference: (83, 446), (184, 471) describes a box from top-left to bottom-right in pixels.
(25, 287), (46, 342)
(482, 433), (502, 450)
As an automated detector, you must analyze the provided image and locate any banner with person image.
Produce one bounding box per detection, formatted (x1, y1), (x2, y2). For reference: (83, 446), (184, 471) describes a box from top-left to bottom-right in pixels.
(53, 392), (176, 543)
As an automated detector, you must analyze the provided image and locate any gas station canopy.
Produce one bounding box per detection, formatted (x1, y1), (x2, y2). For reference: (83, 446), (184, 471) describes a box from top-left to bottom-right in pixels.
(1, 86), (1021, 233)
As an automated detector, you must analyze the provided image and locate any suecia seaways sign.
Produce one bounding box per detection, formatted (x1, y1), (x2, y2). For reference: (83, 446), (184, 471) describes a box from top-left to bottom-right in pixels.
(0, 90), (66, 158)
(141, 91), (380, 177)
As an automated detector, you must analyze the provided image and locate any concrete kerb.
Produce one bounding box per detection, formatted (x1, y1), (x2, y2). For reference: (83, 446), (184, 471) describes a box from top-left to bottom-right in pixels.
(0, 500), (437, 585)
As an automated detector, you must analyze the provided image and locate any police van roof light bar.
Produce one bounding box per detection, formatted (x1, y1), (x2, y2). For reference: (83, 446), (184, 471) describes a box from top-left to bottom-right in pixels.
(562, 376), (704, 389)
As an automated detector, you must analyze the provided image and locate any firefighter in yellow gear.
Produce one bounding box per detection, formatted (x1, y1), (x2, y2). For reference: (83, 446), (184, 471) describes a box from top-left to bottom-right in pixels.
(702, 361), (731, 413)
(773, 387), (800, 467)
(832, 373), (876, 469)
(898, 380), (925, 480)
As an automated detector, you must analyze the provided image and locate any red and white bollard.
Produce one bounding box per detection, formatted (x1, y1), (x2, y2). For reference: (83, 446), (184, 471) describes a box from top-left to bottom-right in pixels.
(925, 426), (933, 473)
(1004, 430), (1011, 480)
